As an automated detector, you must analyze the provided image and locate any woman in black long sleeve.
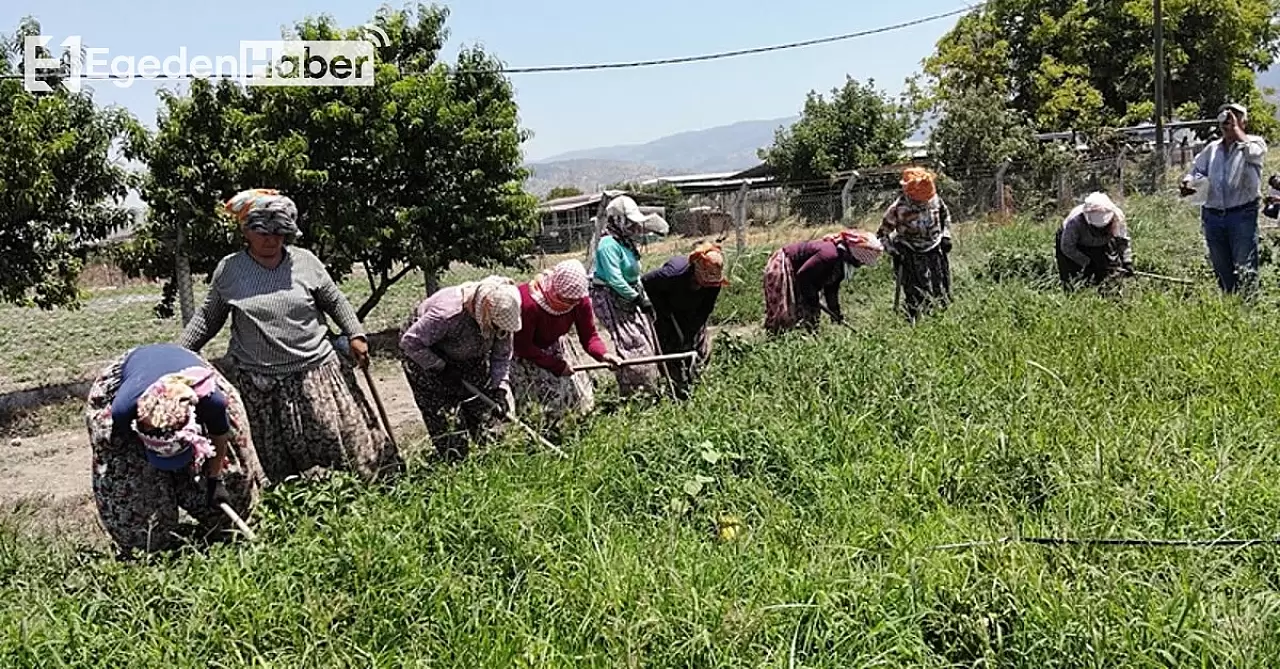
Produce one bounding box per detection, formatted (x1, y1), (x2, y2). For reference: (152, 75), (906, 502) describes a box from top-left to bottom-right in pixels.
(640, 242), (729, 398)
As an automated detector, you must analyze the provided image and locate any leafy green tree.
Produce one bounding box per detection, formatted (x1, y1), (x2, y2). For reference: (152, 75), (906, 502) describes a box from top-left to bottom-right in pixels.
(122, 3), (538, 320)
(545, 186), (584, 200)
(760, 77), (915, 187)
(930, 83), (1039, 177)
(923, 0), (1280, 136)
(0, 17), (137, 309)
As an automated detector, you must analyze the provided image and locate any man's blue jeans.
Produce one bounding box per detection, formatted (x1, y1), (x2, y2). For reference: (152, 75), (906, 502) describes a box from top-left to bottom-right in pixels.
(1202, 203), (1259, 294)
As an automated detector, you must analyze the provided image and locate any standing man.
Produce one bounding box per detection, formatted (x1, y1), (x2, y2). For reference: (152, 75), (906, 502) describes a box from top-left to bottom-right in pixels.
(1181, 103), (1268, 295)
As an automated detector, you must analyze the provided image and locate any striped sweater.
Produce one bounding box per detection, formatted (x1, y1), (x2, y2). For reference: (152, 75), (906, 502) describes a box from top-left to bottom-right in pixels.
(179, 248), (365, 376)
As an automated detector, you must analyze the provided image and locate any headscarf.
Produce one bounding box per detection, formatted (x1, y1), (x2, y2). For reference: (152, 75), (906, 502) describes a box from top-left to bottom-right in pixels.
(900, 167), (937, 203)
(133, 366), (218, 472)
(603, 195), (669, 254)
(530, 260), (589, 315)
(225, 188), (301, 239)
(823, 229), (885, 266)
(1081, 192), (1120, 228)
(689, 242), (730, 288)
(459, 276), (522, 335)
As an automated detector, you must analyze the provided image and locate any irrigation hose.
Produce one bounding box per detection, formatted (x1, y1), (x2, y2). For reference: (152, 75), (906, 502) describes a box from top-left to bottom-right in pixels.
(931, 535), (1280, 551)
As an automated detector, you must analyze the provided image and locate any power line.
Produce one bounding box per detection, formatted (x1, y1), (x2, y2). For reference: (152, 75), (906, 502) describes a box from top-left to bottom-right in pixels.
(0, 5), (980, 82)
(501, 5), (980, 74)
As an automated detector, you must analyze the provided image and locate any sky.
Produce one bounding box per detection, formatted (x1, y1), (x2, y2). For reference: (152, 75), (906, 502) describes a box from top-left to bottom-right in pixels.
(7, 0), (969, 162)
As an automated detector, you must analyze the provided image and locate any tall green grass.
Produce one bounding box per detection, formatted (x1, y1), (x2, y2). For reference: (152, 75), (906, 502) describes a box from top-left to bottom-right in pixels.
(7, 194), (1280, 665)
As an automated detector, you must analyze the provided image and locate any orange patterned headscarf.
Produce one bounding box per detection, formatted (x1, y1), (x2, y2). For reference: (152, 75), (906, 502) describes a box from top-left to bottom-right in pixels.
(689, 242), (730, 288)
(901, 167), (937, 203)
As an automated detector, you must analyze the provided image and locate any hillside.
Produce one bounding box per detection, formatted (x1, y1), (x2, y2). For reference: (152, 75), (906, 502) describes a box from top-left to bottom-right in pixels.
(525, 117), (796, 196)
(524, 159), (674, 197)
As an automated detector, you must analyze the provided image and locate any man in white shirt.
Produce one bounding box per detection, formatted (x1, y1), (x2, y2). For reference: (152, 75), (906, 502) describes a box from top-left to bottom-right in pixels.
(1181, 103), (1268, 295)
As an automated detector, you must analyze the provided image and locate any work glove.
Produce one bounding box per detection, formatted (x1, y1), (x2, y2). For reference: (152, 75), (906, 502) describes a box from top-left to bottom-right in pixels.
(205, 477), (232, 509)
(939, 238), (953, 255)
(487, 384), (516, 417)
(1121, 262), (1135, 277)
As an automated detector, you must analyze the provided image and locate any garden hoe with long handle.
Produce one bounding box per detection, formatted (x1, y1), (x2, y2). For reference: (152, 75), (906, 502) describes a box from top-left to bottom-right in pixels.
(219, 503), (257, 541)
(361, 365), (398, 450)
(460, 379), (568, 459)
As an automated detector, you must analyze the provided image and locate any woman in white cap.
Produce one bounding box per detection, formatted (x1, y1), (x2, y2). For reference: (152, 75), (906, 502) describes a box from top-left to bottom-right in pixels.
(400, 275), (522, 460)
(589, 195), (670, 397)
(1055, 191), (1134, 290)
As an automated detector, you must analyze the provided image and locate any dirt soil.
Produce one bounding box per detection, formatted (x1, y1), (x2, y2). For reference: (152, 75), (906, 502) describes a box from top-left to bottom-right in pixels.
(0, 365), (422, 546)
(0, 325), (757, 544)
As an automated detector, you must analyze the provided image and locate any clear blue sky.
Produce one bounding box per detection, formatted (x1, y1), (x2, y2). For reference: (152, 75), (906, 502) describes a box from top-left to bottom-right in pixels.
(8, 0), (968, 162)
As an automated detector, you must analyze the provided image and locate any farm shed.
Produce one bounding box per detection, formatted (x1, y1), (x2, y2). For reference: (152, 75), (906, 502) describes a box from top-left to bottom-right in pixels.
(536, 190), (665, 254)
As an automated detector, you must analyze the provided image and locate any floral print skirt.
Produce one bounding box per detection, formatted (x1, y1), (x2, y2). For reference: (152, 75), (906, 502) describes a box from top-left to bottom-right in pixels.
(86, 349), (265, 554)
(215, 352), (402, 485)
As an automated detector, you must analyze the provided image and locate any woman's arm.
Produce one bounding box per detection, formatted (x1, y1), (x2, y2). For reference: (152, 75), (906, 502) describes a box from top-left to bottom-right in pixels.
(178, 261), (231, 353)
(399, 310), (448, 372)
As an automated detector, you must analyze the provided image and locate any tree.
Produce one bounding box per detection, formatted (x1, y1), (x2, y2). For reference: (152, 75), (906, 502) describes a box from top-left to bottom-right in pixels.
(0, 17), (136, 309)
(930, 83), (1039, 177)
(760, 77), (914, 220)
(923, 0), (1280, 137)
(122, 3), (538, 320)
(545, 186), (583, 200)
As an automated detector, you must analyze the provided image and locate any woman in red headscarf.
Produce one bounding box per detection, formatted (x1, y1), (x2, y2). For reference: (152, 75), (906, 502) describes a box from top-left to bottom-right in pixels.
(878, 167), (954, 322)
(640, 242), (730, 398)
(762, 229), (883, 334)
(511, 259), (622, 422)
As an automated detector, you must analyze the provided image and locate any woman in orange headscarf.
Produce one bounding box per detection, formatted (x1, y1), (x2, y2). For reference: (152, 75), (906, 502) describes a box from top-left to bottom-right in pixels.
(877, 167), (954, 322)
(640, 241), (730, 398)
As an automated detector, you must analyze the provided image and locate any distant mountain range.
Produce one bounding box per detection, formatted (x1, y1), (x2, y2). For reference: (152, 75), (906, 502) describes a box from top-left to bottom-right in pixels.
(524, 117), (796, 197)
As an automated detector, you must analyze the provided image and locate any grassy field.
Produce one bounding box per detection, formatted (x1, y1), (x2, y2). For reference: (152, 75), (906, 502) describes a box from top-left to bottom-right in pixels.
(8, 190), (1280, 665)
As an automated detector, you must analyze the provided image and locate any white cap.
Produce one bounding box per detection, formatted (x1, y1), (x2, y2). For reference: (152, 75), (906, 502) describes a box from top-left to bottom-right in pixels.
(605, 196), (669, 235)
(1082, 192), (1116, 228)
(1219, 103), (1248, 123)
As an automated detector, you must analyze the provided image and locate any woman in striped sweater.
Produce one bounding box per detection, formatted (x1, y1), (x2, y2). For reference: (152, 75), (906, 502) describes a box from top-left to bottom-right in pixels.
(179, 189), (402, 485)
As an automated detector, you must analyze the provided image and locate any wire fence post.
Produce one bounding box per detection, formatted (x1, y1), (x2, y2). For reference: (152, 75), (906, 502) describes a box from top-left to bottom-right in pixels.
(174, 223), (194, 325)
(733, 181), (749, 254)
(840, 171), (860, 223)
(994, 159), (1012, 218)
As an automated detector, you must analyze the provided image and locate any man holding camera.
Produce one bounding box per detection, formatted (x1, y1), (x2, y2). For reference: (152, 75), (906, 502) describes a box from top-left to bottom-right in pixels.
(1181, 103), (1269, 295)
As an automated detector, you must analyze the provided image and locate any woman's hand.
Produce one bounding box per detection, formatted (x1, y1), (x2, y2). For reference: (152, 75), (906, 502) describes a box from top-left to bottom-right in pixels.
(348, 336), (371, 369)
(602, 353), (623, 369)
(204, 433), (231, 479)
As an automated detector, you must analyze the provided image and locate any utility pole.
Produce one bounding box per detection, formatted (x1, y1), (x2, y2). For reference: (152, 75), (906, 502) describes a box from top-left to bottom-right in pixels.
(1153, 0), (1166, 187)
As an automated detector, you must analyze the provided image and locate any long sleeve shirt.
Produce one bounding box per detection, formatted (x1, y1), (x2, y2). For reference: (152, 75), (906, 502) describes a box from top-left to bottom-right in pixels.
(877, 195), (953, 253)
(1058, 207), (1133, 267)
(179, 248), (364, 376)
(783, 240), (846, 317)
(590, 235), (642, 300)
(641, 257), (721, 347)
(513, 283), (609, 375)
(111, 343), (230, 437)
(1187, 135), (1268, 210)
(399, 286), (513, 389)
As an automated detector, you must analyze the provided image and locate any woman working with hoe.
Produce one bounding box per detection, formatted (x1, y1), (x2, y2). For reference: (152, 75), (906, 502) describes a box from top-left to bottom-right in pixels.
(86, 343), (265, 555)
(640, 241), (730, 399)
(180, 188), (401, 485)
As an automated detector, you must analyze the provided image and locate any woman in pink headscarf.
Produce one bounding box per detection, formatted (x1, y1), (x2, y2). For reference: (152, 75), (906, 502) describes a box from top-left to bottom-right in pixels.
(511, 260), (622, 422)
